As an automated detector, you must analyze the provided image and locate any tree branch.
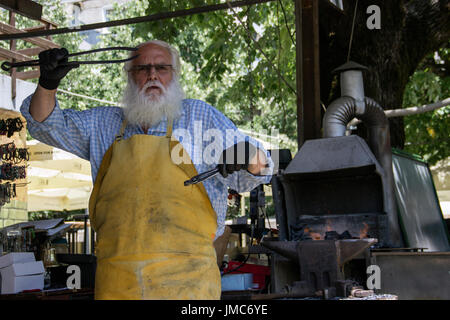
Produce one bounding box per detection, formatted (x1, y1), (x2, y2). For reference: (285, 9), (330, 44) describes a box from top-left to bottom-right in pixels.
(346, 97), (450, 127)
(385, 98), (450, 117)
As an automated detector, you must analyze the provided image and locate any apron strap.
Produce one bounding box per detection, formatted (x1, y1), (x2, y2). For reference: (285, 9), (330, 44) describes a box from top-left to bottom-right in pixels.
(115, 117), (197, 183)
(116, 119), (128, 141)
(167, 117), (202, 185)
(166, 118), (173, 138)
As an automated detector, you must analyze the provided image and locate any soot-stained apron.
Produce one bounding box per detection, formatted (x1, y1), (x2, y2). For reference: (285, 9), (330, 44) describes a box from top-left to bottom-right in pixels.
(88, 119), (220, 300)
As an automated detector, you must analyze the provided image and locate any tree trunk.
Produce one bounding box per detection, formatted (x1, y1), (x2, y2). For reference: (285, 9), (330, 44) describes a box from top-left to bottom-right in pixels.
(319, 0), (450, 148)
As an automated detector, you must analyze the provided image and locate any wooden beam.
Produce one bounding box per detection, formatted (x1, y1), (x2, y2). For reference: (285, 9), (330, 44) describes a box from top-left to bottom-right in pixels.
(23, 25), (48, 32)
(15, 69), (40, 80)
(0, 0), (42, 21)
(295, 0), (303, 148)
(0, 46), (45, 60)
(295, 0), (321, 147)
(9, 11), (16, 100)
(0, 0), (276, 41)
(0, 21), (59, 49)
(0, 46), (31, 61)
(16, 47), (44, 57)
(22, 19), (58, 32)
(40, 17), (58, 29)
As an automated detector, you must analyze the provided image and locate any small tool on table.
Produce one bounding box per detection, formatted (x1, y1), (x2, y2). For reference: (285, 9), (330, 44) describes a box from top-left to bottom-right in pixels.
(1, 46), (139, 71)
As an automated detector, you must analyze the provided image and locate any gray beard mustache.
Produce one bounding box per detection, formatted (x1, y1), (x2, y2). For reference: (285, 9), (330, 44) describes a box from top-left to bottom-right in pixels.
(121, 78), (185, 129)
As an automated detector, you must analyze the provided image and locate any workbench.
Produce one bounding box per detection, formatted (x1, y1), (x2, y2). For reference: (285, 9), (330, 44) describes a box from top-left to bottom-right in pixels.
(0, 288), (94, 300)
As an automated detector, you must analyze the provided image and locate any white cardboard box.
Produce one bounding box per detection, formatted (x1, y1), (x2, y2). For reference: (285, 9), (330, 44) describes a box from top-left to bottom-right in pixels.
(0, 260), (45, 294)
(0, 252), (36, 269)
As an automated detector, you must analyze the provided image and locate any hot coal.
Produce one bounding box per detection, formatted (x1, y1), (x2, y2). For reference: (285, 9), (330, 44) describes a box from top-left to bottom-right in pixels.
(290, 216), (361, 241)
(290, 223), (313, 241)
(325, 231), (340, 240)
(339, 230), (353, 239)
(324, 230), (355, 240)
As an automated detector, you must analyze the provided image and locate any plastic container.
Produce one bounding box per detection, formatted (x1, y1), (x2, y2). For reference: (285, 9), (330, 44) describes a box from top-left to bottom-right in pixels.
(221, 273), (254, 291)
(223, 261), (270, 290)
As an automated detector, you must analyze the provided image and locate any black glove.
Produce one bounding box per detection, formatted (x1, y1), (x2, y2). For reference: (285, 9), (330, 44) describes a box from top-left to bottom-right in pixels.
(218, 141), (258, 178)
(38, 48), (78, 90)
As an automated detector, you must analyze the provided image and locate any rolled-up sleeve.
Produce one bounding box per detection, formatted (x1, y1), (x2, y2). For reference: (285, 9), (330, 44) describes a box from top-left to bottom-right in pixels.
(20, 94), (92, 160)
(21, 94), (66, 131)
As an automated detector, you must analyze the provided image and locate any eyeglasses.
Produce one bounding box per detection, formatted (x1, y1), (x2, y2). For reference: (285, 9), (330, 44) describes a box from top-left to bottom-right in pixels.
(127, 64), (173, 76)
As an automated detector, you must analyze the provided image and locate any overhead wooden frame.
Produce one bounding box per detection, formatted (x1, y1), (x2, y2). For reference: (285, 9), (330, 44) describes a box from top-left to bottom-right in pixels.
(0, 0), (276, 41)
(0, 0), (42, 21)
(0, 0), (59, 98)
(0, 21), (59, 50)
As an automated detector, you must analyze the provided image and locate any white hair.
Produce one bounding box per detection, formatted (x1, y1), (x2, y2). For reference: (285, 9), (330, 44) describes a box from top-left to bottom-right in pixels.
(124, 40), (181, 77)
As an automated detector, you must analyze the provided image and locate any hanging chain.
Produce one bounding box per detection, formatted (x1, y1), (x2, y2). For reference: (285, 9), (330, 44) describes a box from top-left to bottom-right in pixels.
(347, 0), (359, 62)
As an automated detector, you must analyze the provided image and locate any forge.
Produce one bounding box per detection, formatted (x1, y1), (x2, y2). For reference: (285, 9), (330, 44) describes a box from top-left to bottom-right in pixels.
(262, 61), (450, 299)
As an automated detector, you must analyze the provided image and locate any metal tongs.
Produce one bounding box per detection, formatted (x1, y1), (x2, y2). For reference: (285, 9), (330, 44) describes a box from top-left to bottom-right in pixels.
(184, 167), (220, 186)
(1, 46), (139, 71)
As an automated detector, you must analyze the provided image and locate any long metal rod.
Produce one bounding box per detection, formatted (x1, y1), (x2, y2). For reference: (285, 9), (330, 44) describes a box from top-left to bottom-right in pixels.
(184, 167), (220, 186)
(0, 0), (276, 41)
(84, 214), (87, 254)
(1, 46), (138, 71)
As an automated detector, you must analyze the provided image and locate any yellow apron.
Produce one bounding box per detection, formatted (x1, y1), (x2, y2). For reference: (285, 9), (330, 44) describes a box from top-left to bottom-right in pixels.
(88, 119), (221, 300)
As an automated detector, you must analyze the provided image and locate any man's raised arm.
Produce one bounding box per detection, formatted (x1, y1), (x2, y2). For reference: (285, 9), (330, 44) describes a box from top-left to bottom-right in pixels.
(29, 48), (78, 122)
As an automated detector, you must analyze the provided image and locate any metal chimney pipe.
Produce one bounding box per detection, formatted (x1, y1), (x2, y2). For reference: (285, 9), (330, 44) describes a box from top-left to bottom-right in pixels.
(323, 61), (404, 248)
(340, 70), (365, 104)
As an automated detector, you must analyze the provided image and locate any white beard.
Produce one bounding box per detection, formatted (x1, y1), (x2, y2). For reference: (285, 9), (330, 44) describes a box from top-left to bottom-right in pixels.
(121, 77), (185, 129)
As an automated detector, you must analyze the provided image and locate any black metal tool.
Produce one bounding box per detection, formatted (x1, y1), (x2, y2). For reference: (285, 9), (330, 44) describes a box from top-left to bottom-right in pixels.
(184, 167), (220, 186)
(1, 46), (139, 72)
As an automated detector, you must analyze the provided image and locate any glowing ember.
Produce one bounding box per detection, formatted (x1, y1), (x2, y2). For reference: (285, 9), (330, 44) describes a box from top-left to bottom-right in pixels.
(304, 227), (322, 240)
(359, 222), (369, 239)
(326, 219), (333, 232)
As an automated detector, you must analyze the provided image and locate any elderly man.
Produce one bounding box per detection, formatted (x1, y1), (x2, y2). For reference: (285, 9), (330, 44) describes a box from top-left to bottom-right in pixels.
(21, 40), (273, 300)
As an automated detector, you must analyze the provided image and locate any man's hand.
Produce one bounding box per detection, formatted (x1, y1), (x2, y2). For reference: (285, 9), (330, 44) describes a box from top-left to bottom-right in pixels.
(218, 141), (267, 178)
(38, 48), (78, 90)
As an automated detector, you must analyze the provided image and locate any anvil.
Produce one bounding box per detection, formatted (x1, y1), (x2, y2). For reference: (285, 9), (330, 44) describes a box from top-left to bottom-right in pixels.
(261, 238), (377, 297)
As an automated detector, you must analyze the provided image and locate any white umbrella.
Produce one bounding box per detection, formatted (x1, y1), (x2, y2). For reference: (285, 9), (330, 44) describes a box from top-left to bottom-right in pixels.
(27, 187), (92, 212)
(26, 140), (93, 212)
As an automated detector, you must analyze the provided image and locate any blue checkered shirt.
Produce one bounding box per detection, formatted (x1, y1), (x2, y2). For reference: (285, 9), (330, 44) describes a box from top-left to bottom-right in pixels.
(21, 95), (273, 238)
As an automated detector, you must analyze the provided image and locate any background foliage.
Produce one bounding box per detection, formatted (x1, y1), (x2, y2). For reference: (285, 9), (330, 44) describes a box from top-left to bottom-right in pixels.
(402, 45), (449, 165)
(1, 0), (447, 162)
